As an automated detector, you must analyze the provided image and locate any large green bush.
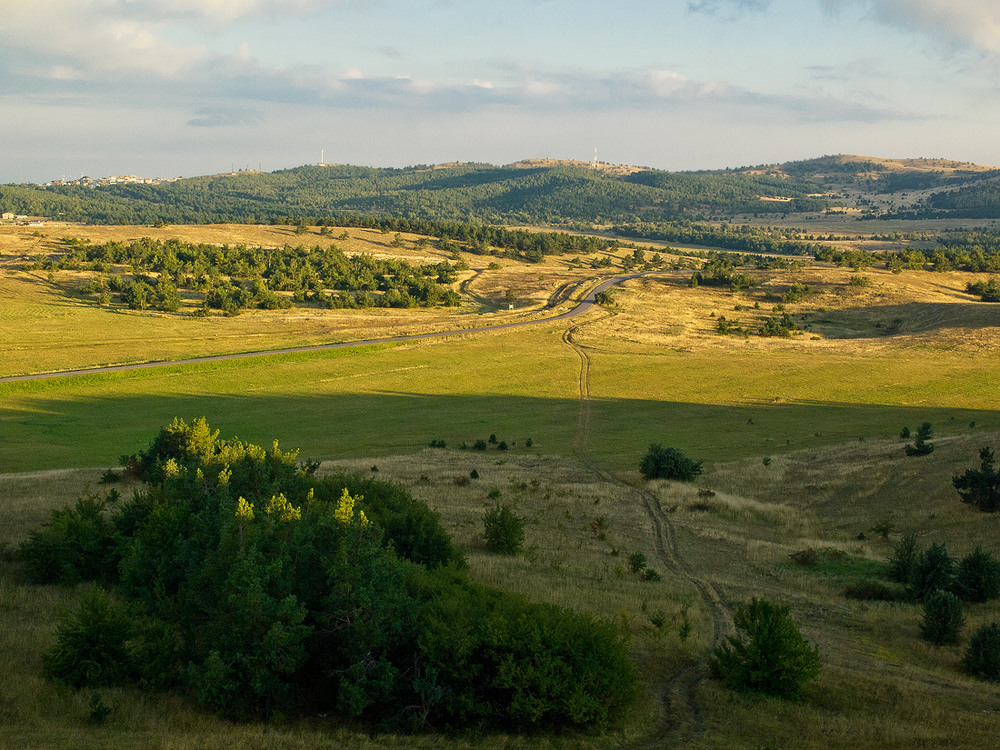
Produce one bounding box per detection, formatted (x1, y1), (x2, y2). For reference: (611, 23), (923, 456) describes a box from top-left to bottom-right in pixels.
(956, 546), (1000, 603)
(708, 598), (821, 699)
(639, 444), (703, 481)
(25, 419), (635, 732)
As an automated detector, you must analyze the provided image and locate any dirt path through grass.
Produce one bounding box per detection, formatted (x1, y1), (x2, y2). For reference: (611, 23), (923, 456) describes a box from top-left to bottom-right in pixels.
(561, 317), (732, 747)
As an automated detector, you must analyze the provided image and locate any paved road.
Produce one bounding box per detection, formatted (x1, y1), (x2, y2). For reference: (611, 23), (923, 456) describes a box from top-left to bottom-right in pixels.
(0, 273), (651, 384)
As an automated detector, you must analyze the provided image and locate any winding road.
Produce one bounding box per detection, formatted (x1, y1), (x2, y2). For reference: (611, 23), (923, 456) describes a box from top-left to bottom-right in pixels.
(0, 273), (647, 384)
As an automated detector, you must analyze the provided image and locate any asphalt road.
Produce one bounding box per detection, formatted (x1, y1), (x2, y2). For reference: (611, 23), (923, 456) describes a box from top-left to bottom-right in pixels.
(0, 273), (651, 384)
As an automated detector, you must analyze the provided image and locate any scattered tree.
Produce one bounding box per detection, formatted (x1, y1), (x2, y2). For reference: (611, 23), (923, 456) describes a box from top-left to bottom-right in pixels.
(904, 422), (934, 456)
(956, 546), (1000, 603)
(953, 446), (1000, 512)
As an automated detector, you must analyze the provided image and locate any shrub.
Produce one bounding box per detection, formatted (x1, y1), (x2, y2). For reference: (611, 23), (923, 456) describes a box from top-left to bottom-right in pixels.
(708, 598), (821, 698)
(887, 533), (919, 587)
(483, 503), (525, 554)
(639, 444), (703, 481)
(955, 546), (1000, 603)
(43, 587), (140, 687)
(962, 623), (1000, 682)
(914, 542), (955, 600)
(920, 590), (964, 646)
(19, 493), (117, 585)
(843, 579), (899, 601)
(627, 552), (647, 573)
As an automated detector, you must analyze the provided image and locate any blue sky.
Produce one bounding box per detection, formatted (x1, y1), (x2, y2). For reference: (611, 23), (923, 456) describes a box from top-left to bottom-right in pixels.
(3, 0), (1000, 182)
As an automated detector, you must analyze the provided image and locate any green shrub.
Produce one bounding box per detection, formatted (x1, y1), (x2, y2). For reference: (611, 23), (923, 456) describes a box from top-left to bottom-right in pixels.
(887, 533), (919, 587)
(962, 623), (1000, 682)
(843, 579), (899, 601)
(627, 551), (647, 573)
(416, 579), (637, 731)
(19, 493), (117, 585)
(43, 587), (140, 687)
(956, 546), (1000, 603)
(639, 444), (703, 481)
(920, 590), (964, 645)
(914, 542), (955, 600)
(483, 503), (525, 554)
(708, 598), (820, 698)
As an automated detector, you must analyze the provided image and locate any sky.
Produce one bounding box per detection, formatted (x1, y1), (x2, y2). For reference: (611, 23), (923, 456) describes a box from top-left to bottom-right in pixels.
(4, 0), (1000, 183)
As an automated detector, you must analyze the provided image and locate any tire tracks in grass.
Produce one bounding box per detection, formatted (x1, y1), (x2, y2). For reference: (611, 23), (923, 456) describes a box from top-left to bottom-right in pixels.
(561, 320), (731, 747)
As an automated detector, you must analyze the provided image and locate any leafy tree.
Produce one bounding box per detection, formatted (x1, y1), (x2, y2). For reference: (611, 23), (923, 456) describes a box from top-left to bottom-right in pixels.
(904, 422), (934, 456)
(953, 447), (1000, 512)
(920, 590), (964, 646)
(639, 444), (703, 481)
(708, 598), (821, 698)
(962, 623), (1000, 681)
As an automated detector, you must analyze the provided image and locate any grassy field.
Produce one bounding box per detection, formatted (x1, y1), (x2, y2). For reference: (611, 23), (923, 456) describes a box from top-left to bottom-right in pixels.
(3, 224), (1000, 747)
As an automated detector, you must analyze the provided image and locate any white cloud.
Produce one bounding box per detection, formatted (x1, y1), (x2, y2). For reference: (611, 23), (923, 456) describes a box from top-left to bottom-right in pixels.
(823, 0), (1000, 54)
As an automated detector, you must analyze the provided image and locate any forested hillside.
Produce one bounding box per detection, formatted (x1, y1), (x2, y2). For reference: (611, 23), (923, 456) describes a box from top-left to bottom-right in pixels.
(0, 162), (823, 226)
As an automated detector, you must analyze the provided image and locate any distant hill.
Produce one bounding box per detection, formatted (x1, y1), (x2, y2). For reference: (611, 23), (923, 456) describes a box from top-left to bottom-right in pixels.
(3, 155), (1000, 226)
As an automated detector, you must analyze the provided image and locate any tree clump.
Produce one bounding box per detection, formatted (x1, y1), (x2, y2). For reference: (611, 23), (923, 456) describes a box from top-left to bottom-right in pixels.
(22, 419), (636, 732)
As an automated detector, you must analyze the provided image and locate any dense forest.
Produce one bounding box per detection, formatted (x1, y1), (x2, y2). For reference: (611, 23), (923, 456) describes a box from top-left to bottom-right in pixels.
(39, 237), (464, 313)
(0, 162), (825, 226)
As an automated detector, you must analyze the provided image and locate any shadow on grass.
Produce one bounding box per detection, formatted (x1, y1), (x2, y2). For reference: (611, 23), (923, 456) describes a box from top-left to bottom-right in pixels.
(3, 388), (998, 474)
(806, 301), (1000, 340)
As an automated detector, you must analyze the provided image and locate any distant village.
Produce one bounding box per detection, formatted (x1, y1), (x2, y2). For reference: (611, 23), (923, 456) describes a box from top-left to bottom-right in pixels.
(0, 173), (184, 226)
(42, 174), (182, 188)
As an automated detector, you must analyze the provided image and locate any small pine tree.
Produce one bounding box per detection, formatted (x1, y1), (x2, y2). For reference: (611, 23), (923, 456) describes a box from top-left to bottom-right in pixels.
(920, 590), (965, 646)
(904, 422), (934, 456)
(956, 546), (1000, 603)
(962, 622), (1000, 682)
(887, 533), (920, 587)
(953, 447), (1000, 512)
(914, 542), (955, 600)
(708, 598), (821, 699)
(483, 503), (525, 555)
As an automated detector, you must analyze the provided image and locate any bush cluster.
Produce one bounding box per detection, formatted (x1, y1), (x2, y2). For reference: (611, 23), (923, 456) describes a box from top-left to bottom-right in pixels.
(639, 444), (703, 482)
(21, 418), (636, 732)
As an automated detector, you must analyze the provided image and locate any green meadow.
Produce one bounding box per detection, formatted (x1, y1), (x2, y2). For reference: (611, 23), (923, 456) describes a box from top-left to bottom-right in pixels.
(3, 319), (999, 474)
